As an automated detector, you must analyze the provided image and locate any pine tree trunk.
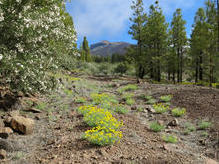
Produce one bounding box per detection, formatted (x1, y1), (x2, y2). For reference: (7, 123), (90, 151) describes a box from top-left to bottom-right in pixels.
(180, 49), (183, 82)
(177, 48), (180, 83)
(195, 57), (199, 83)
(199, 52), (203, 81)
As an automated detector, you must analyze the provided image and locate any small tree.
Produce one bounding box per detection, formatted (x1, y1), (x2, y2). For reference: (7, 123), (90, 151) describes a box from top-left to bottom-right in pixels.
(82, 36), (92, 62)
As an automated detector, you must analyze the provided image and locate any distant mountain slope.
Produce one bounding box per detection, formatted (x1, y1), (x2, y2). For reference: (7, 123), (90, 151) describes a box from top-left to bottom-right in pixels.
(90, 40), (132, 57)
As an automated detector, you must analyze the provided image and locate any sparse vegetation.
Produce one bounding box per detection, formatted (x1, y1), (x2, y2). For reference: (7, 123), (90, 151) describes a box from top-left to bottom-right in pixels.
(198, 121), (212, 130)
(160, 95), (172, 102)
(145, 95), (157, 104)
(150, 122), (165, 132)
(118, 84), (138, 94)
(75, 97), (87, 104)
(114, 105), (129, 114)
(171, 108), (186, 117)
(153, 103), (169, 114)
(183, 123), (196, 135)
(162, 135), (178, 143)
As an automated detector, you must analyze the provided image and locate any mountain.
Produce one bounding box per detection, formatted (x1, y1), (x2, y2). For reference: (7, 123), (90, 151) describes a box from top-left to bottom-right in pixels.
(90, 40), (132, 57)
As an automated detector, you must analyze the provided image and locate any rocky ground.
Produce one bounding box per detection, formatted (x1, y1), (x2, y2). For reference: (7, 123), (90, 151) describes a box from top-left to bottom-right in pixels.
(0, 74), (218, 164)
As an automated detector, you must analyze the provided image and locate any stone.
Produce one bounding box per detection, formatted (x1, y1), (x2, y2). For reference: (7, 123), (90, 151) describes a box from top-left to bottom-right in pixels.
(168, 118), (179, 126)
(0, 149), (6, 159)
(10, 116), (34, 135)
(131, 105), (137, 110)
(157, 120), (164, 126)
(24, 108), (42, 113)
(0, 139), (14, 152)
(4, 117), (12, 125)
(0, 127), (13, 139)
(145, 105), (156, 113)
(0, 119), (4, 128)
(205, 158), (218, 164)
(8, 110), (19, 117)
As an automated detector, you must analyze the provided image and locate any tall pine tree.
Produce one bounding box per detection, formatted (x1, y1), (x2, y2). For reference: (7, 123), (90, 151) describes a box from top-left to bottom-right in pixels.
(143, 2), (168, 82)
(129, 0), (147, 79)
(170, 8), (187, 83)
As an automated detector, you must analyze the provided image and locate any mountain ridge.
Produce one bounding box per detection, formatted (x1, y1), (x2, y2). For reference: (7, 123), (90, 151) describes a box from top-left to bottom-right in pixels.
(90, 40), (132, 57)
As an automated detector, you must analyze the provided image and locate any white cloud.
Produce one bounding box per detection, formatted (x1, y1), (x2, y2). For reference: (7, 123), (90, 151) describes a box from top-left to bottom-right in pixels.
(68, 0), (132, 38)
(67, 0), (201, 39)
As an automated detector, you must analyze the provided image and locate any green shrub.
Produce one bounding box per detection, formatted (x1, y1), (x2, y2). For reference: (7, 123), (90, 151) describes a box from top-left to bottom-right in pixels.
(114, 105), (129, 114)
(75, 97), (86, 104)
(153, 103), (169, 114)
(145, 95), (157, 104)
(183, 123), (196, 135)
(122, 93), (134, 100)
(162, 135), (178, 143)
(126, 98), (135, 105)
(91, 93), (118, 105)
(201, 131), (209, 137)
(150, 122), (165, 132)
(35, 102), (47, 111)
(118, 84), (138, 93)
(198, 121), (212, 130)
(171, 108), (186, 117)
(160, 95), (172, 102)
(147, 99), (157, 104)
(113, 62), (129, 74)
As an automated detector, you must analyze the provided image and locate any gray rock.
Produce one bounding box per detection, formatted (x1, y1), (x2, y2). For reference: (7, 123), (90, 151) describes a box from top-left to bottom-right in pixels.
(0, 139), (14, 152)
(0, 149), (6, 159)
(168, 118), (179, 126)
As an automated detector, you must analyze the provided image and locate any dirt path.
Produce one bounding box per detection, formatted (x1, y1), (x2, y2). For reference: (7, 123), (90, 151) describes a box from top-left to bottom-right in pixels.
(1, 75), (219, 164)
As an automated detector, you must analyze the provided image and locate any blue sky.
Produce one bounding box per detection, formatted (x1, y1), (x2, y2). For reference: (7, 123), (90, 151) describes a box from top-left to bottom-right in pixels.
(66, 0), (206, 46)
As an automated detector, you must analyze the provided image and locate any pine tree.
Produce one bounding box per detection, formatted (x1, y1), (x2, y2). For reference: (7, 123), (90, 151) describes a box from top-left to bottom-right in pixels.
(170, 8), (187, 83)
(143, 2), (168, 82)
(190, 8), (208, 83)
(82, 36), (92, 62)
(205, 0), (218, 85)
(129, 0), (147, 79)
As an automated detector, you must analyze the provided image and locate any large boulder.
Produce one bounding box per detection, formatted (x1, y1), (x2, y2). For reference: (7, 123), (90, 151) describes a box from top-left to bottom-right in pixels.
(10, 116), (34, 135)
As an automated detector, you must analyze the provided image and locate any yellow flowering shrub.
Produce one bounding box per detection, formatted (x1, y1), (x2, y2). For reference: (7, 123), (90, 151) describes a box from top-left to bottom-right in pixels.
(84, 126), (123, 146)
(78, 105), (124, 146)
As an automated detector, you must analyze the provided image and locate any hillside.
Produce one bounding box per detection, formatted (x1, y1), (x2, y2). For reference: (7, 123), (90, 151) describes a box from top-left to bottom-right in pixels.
(90, 40), (132, 57)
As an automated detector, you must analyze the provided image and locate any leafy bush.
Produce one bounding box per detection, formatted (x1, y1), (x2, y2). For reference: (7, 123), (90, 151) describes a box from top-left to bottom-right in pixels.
(153, 103), (169, 114)
(160, 95), (172, 102)
(201, 131), (209, 137)
(126, 98), (135, 105)
(171, 108), (186, 117)
(145, 96), (157, 104)
(122, 93), (134, 100)
(91, 93), (118, 105)
(0, 0), (77, 93)
(114, 105), (129, 114)
(198, 121), (212, 130)
(162, 135), (178, 143)
(183, 123), (196, 135)
(35, 102), (47, 111)
(113, 62), (129, 74)
(150, 122), (165, 132)
(118, 84), (138, 93)
(75, 97), (86, 104)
